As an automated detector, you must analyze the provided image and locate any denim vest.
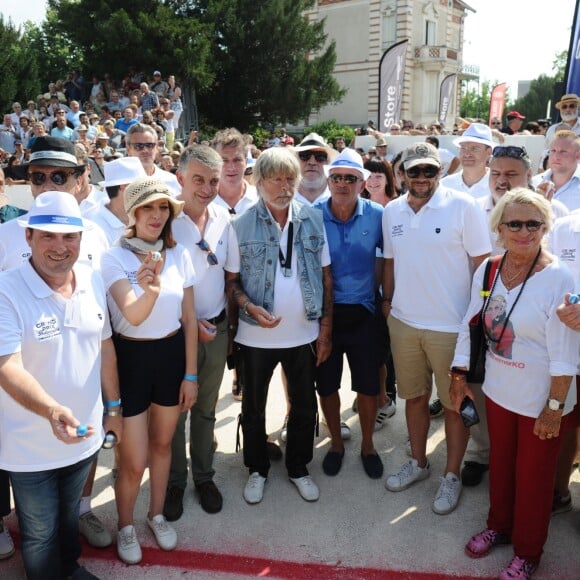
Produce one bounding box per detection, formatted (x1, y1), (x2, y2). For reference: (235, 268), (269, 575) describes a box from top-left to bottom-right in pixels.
(232, 198), (326, 325)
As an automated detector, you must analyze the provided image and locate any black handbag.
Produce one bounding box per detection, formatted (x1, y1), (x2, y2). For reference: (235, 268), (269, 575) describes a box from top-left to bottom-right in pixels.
(466, 256), (502, 383)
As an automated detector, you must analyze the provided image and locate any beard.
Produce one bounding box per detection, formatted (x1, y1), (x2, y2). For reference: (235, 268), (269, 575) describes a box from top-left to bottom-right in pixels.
(560, 111), (578, 124)
(407, 181), (437, 199)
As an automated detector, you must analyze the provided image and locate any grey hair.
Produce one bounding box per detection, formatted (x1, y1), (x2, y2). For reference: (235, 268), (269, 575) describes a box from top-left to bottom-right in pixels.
(253, 147), (301, 189)
(126, 123), (157, 144)
(178, 145), (223, 172)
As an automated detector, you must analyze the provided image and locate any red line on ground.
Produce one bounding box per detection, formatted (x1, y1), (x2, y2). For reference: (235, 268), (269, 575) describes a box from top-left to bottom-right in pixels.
(84, 543), (495, 579)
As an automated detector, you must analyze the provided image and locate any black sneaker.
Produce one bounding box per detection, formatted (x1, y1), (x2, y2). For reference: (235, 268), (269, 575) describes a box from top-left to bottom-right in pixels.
(461, 461), (489, 487)
(195, 480), (223, 514)
(163, 486), (184, 522)
(266, 440), (283, 461)
(429, 399), (444, 418)
(552, 490), (572, 516)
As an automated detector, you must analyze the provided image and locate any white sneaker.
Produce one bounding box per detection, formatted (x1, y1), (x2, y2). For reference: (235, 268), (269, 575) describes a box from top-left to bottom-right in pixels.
(289, 475), (320, 502)
(386, 459), (430, 492)
(117, 525), (142, 564)
(147, 514), (177, 551)
(0, 518), (15, 560)
(340, 421), (351, 440)
(432, 472), (462, 515)
(280, 416), (288, 443)
(374, 400), (396, 431)
(243, 472), (267, 504)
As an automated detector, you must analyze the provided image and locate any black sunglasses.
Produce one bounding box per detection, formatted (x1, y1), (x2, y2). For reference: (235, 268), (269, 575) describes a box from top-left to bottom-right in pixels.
(197, 238), (218, 265)
(329, 174), (360, 184)
(130, 142), (156, 151)
(28, 170), (78, 186)
(298, 151), (328, 163)
(492, 146), (528, 160)
(405, 165), (439, 178)
(501, 220), (544, 232)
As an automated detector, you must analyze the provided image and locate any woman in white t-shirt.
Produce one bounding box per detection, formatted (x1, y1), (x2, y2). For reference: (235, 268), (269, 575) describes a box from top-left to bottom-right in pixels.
(450, 188), (579, 580)
(101, 177), (198, 565)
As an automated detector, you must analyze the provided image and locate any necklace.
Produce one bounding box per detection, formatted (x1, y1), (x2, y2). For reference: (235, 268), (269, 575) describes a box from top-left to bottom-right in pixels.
(502, 253), (537, 289)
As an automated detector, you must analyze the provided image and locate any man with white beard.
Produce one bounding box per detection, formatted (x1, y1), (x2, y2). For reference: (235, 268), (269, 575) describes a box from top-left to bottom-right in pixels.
(545, 94), (580, 143)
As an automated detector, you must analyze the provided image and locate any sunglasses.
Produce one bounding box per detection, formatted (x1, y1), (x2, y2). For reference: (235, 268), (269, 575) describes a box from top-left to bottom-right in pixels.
(501, 220), (544, 232)
(197, 238), (218, 265)
(491, 121), (502, 126)
(28, 170), (77, 186)
(492, 146), (528, 160)
(329, 174), (360, 184)
(405, 166), (439, 178)
(298, 151), (328, 163)
(129, 142), (156, 151)
(560, 103), (578, 110)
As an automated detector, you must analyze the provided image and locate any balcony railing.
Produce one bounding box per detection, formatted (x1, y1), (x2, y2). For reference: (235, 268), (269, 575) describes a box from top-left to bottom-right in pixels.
(413, 45), (459, 62)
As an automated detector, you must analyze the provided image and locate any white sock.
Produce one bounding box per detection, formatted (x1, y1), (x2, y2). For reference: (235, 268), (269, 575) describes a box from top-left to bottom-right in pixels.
(79, 496), (91, 517)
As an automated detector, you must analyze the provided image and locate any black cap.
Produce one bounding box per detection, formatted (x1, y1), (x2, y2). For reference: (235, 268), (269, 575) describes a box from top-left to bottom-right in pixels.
(24, 136), (84, 169)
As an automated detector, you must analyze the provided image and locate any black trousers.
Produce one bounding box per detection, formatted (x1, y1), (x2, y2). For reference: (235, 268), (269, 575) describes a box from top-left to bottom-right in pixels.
(240, 343), (317, 479)
(0, 469), (10, 517)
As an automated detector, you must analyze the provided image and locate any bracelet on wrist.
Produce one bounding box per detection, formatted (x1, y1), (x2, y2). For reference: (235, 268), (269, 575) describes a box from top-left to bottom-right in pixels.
(184, 374), (198, 382)
(382, 297), (392, 304)
(241, 299), (252, 317)
(104, 398), (121, 408)
(105, 407), (122, 417)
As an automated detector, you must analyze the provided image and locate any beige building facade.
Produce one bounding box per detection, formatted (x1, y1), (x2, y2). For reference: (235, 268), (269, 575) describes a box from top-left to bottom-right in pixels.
(305, 0), (477, 128)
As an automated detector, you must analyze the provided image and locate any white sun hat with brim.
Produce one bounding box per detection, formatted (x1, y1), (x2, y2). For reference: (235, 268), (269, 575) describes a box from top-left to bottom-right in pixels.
(328, 148), (371, 180)
(18, 191), (85, 233)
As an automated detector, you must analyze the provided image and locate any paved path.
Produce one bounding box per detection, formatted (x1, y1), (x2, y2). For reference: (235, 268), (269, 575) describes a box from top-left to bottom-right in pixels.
(2, 364), (580, 579)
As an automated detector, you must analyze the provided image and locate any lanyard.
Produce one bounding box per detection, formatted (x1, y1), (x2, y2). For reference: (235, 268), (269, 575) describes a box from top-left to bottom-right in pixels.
(278, 222), (293, 277)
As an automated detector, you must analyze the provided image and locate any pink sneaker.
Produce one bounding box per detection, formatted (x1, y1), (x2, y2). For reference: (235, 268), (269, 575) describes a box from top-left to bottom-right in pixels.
(499, 556), (538, 579)
(465, 528), (510, 558)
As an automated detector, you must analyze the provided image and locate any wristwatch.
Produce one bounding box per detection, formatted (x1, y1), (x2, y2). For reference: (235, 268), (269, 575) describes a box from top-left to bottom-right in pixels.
(547, 397), (565, 411)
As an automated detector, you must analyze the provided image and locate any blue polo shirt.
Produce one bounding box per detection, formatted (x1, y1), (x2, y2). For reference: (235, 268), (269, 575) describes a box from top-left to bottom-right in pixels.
(317, 197), (383, 312)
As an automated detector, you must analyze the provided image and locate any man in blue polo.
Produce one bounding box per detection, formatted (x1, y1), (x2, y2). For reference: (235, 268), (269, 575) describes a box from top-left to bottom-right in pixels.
(316, 148), (384, 479)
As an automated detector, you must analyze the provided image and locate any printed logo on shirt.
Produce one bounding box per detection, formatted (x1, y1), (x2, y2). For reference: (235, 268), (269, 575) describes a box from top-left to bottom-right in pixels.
(33, 316), (62, 342)
(125, 270), (138, 285)
(20, 251), (31, 261)
(559, 248), (576, 263)
(391, 224), (404, 237)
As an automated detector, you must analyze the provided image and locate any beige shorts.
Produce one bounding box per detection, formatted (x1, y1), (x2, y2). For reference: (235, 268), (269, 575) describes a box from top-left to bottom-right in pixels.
(387, 315), (457, 410)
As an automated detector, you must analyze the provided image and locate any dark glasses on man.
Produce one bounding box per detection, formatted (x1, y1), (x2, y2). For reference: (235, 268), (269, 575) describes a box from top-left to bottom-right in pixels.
(298, 151), (328, 163)
(492, 146), (528, 160)
(197, 238), (218, 265)
(329, 174), (360, 184)
(28, 170), (77, 186)
(560, 103), (577, 110)
(491, 121), (502, 126)
(130, 142), (156, 151)
(501, 220), (544, 232)
(405, 166), (439, 178)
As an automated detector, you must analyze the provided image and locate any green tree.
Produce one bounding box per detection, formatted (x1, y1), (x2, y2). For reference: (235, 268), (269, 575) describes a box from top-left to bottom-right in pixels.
(304, 119), (354, 147)
(47, 0), (214, 88)
(187, 0), (345, 130)
(512, 75), (555, 124)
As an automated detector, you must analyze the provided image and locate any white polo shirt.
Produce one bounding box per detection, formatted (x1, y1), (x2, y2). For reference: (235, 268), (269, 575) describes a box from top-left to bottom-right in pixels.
(225, 204), (331, 348)
(0, 216), (109, 272)
(441, 169), (490, 200)
(85, 206), (126, 248)
(383, 186), (491, 332)
(101, 243), (195, 339)
(172, 203), (230, 320)
(549, 210), (580, 289)
(214, 182), (258, 215)
(0, 261), (110, 471)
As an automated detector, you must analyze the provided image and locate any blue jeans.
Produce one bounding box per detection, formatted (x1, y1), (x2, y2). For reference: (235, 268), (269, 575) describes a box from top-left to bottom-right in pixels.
(10, 452), (97, 580)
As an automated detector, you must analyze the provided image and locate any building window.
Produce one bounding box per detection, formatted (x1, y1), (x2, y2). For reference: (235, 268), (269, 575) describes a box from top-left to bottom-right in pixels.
(382, 10), (397, 48)
(425, 20), (437, 45)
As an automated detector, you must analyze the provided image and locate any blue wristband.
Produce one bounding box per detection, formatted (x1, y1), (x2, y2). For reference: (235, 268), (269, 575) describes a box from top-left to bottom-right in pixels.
(184, 374), (198, 382)
(105, 399), (121, 408)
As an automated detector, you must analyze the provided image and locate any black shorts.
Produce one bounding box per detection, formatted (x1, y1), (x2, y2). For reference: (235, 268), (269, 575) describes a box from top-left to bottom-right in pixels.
(316, 304), (380, 397)
(113, 328), (185, 417)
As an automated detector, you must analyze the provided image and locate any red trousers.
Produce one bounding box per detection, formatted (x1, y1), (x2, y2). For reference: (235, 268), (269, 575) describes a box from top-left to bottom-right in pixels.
(485, 396), (563, 562)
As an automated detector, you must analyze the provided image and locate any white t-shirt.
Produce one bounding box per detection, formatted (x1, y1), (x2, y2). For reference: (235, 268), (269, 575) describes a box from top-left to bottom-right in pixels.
(101, 243), (195, 339)
(172, 204), (230, 320)
(549, 210), (580, 289)
(441, 169), (490, 200)
(0, 216), (109, 272)
(79, 186), (108, 218)
(0, 261), (110, 471)
(225, 205), (331, 348)
(214, 182), (258, 215)
(383, 186), (492, 332)
(452, 259), (578, 418)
